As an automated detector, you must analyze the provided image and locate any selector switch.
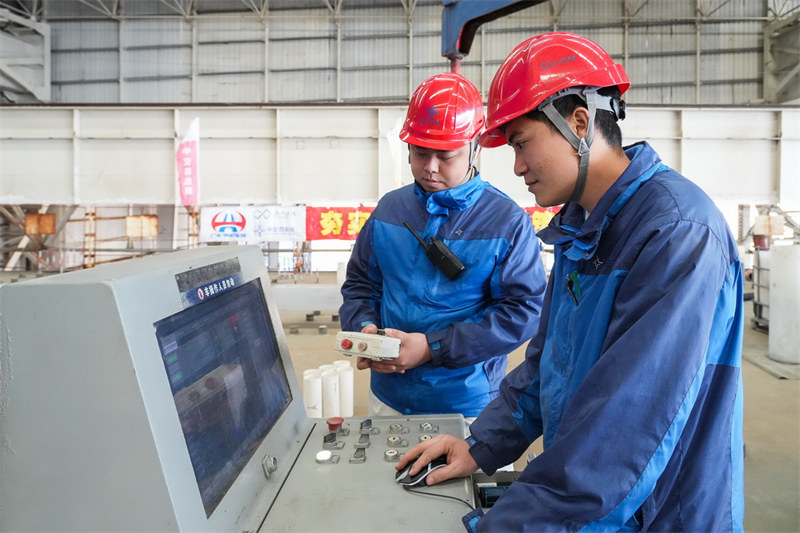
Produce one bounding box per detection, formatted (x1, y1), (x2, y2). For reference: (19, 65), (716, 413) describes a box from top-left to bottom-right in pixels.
(355, 433), (370, 448)
(349, 447), (367, 464)
(359, 418), (379, 435)
(323, 431), (344, 450)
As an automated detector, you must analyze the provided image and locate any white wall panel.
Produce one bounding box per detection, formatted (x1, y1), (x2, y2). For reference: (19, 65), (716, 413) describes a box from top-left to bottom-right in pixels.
(0, 106), (795, 210)
(122, 18), (190, 48)
(268, 8), (333, 38)
(0, 108), (73, 137)
(78, 139), (173, 203)
(0, 140), (73, 202)
(682, 110), (777, 139)
(623, 109), (682, 140)
(52, 50), (119, 82)
(279, 108), (376, 137)
(280, 137), (379, 204)
(269, 39), (335, 70)
(377, 107), (412, 196)
(340, 5), (406, 32)
(178, 108), (276, 138)
(52, 82), (119, 103)
(780, 110), (800, 210)
(412, 33), (445, 65)
(201, 138), (277, 204)
(410, 4), (442, 34)
(196, 73), (264, 102)
(50, 20), (117, 49)
(343, 69), (407, 100)
(80, 108), (173, 138)
(476, 144), (531, 206)
(199, 42), (264, 74)
(269, 70), (334, 102)
(127, 79), (192, 103)
(127, 48), (192, 78)
(683, 139), (778, 202)
(342, 37), (407, 69)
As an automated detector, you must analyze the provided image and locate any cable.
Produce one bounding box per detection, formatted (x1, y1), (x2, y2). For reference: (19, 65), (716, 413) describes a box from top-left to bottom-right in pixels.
(404, 485), (476, 511)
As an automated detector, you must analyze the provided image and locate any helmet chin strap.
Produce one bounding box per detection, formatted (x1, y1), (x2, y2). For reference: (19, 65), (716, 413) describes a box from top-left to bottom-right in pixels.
(538, 87), (617, 204)
(461, 138), (481, 185)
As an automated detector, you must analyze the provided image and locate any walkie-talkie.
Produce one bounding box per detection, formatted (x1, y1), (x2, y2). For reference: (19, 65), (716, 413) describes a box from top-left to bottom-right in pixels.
(403, 222), (465, 280)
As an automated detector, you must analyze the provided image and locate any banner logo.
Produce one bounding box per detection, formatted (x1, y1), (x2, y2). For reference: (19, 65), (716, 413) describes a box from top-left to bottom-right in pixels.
(211, 211), (247, 233)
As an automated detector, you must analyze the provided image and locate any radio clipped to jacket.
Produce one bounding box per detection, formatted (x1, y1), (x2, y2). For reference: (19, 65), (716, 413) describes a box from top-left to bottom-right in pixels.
(403, 222), (465, 280)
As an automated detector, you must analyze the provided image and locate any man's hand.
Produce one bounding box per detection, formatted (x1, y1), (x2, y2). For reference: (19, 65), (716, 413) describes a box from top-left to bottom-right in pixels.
(367, 328), (430, 374)
(396, 434), (479, 486)
(354, 326), (431, 373)
(356, 324), (380, 370)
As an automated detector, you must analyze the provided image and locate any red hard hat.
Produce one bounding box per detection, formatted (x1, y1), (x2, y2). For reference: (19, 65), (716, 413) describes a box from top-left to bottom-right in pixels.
(479, 32), (630, 147)
(399, 72), (485, 150)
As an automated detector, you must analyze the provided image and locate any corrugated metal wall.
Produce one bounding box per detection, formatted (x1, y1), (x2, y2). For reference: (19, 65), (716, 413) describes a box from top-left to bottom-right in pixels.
(2, 0), (791, 105)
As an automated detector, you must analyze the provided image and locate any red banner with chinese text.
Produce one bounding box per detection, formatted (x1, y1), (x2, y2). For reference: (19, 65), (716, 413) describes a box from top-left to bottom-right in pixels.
(305, 206), (375, 240)
(524, 206), (561, 230)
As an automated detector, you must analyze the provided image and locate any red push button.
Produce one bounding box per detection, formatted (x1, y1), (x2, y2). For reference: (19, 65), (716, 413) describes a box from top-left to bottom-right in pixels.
(341, 339), (353, 350)
(327, 417), (344, 431)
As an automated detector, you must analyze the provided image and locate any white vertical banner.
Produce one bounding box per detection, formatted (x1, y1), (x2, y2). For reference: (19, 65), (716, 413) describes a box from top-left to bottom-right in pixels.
(176, 117), (199, 206)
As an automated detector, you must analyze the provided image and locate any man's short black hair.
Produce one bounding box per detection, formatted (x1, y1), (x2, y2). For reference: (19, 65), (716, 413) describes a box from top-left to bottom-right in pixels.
(524, 86), (624, 149)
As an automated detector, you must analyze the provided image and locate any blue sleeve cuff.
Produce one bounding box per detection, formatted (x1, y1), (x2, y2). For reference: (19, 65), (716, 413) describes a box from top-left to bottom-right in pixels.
(426, 330), (447, 367)
(461, 508), (484, 532)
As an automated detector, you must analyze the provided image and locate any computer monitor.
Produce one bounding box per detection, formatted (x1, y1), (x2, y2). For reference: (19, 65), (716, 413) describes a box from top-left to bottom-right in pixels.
(0, 246), (309, 532)
(155, 277), (292, 517)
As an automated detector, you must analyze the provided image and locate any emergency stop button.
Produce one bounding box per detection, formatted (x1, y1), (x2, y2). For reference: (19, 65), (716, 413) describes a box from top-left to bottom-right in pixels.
(327, 417), (344, 431)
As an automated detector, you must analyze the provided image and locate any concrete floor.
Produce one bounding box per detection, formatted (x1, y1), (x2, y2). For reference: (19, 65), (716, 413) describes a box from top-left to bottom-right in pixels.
(279, 285), (800, 532)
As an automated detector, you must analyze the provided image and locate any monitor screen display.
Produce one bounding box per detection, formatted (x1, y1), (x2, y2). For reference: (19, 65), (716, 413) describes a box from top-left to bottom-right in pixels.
(154, 278), (292, 517)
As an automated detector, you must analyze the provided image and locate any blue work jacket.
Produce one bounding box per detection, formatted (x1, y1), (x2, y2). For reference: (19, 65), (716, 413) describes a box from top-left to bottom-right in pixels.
(467, 143), (744, 531)
(339, 174), (546, 416)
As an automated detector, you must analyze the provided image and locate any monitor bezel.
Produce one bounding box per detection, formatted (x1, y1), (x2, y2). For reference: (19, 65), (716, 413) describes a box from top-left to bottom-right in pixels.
(116, 248), (311, 532)
(153, 277), (294, 518)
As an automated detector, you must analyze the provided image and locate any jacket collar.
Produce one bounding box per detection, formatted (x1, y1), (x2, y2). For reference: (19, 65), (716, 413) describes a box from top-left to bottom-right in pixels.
(414, 173), (485, 216)
(538, 142), (665, 260)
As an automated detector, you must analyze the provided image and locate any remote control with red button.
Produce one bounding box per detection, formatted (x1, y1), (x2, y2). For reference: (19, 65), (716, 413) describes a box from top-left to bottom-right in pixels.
(334, 331), (400, 361)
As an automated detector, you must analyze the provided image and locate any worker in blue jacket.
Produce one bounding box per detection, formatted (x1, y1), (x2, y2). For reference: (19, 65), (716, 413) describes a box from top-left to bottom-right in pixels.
(397, 33), (744, 532)
(339, 72), (547, 418)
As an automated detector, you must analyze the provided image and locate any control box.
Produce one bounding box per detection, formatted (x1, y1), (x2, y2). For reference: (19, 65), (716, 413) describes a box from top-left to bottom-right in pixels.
(335, 331), (400, 361)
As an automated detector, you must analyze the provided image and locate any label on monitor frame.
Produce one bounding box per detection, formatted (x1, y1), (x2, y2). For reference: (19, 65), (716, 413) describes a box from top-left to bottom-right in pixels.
(176, 258), (246, 308)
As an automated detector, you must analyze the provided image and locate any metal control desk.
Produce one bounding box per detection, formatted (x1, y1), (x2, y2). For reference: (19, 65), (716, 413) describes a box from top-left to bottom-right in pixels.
(260, 414), (473, 532)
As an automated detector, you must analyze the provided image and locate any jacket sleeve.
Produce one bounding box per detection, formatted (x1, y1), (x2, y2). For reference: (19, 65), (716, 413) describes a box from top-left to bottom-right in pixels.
(338, 216), (383, 332)
(425, 213), (547, 369)
(468, 310), (549, 465)
(468, 218), (740, 531)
